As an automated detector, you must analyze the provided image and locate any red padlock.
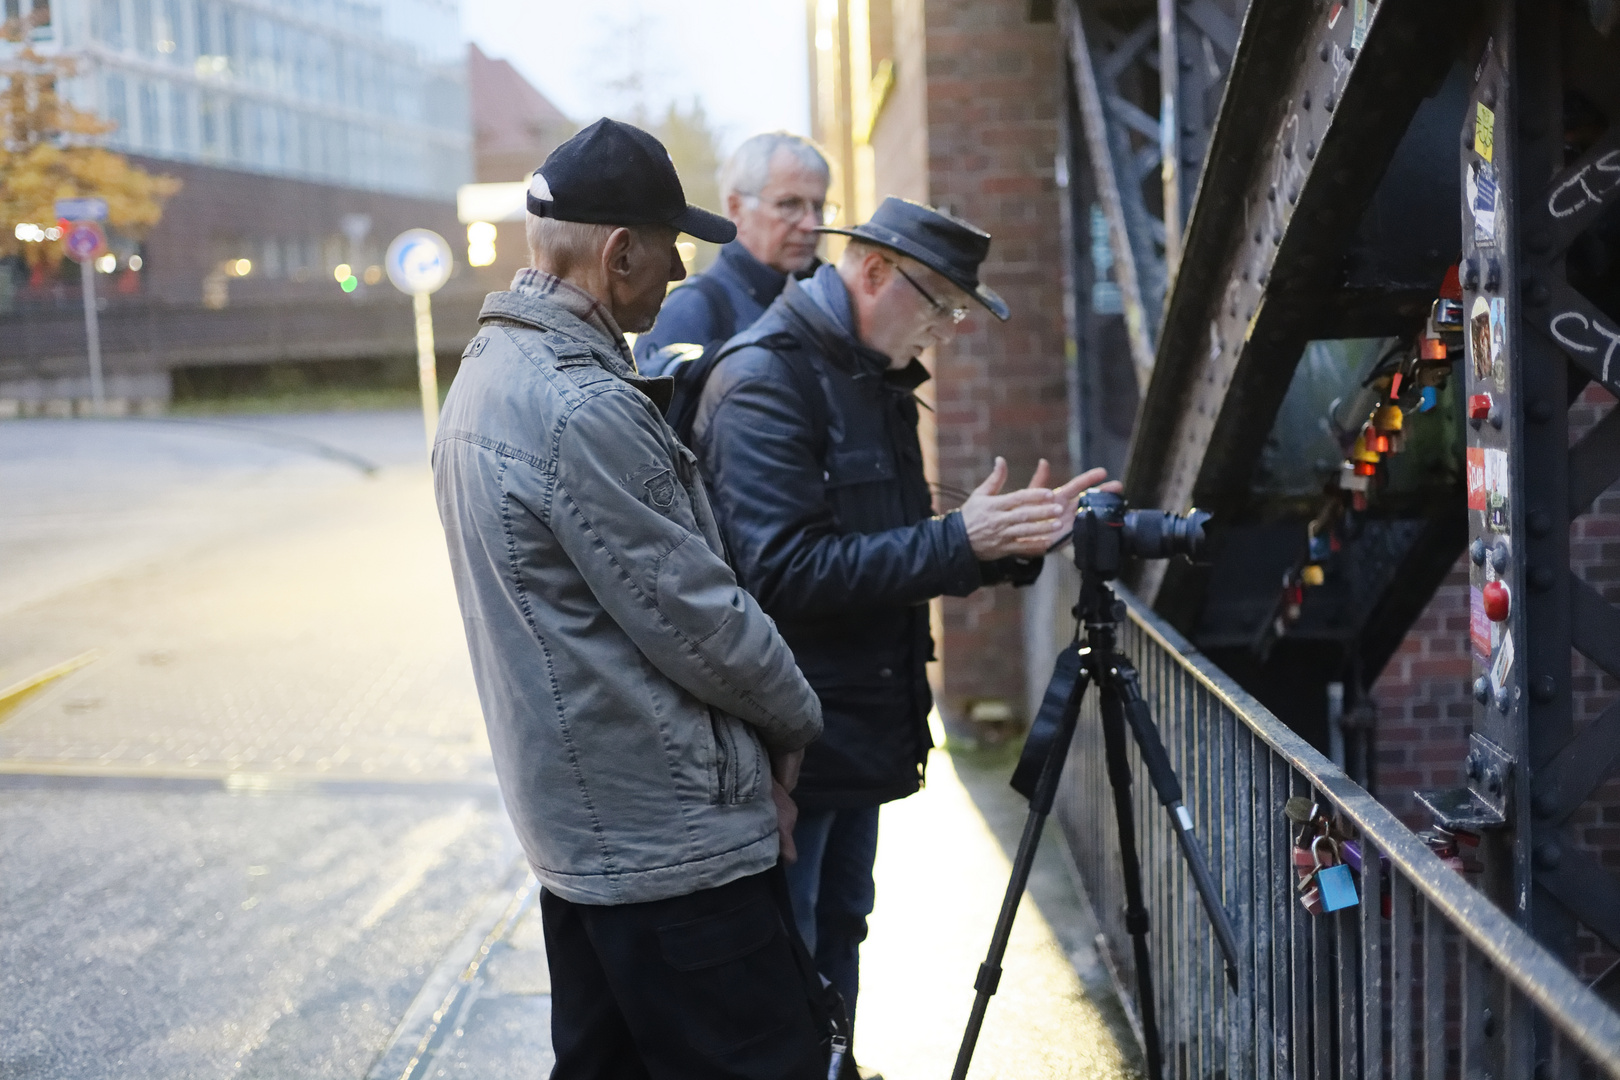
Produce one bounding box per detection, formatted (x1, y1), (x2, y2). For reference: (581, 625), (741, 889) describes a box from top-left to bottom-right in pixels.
(1468, 393), (1492, 420)
(1483, 580), (1510, 622)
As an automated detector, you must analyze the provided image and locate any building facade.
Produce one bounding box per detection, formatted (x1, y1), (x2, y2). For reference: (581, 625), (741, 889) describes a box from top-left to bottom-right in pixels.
(1, 0), (477, 412)
(809, 0), (1076, 743)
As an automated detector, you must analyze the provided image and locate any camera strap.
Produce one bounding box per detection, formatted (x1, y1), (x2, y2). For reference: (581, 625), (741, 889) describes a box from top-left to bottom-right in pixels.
(1010, 642), (1086, 802)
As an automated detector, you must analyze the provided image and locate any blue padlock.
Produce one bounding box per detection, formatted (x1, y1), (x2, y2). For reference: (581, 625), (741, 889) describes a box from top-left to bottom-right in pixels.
(1317, 862), (1359, 912)
(1418, 385), (1438, 413)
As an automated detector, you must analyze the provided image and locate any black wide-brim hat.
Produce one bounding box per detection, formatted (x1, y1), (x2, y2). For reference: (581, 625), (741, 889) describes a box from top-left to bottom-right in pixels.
(818, 196), (1008, 321)
(528, 118), (736, 245)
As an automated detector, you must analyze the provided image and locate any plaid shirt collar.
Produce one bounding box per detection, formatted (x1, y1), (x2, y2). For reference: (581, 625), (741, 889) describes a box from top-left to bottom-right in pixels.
(510, 268), (637, 372)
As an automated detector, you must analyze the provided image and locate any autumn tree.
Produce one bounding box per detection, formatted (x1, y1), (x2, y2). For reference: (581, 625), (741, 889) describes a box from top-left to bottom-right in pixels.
(1, 15), (180, 272)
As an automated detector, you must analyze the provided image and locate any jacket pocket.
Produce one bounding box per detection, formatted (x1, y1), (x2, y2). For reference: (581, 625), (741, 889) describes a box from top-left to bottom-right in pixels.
(708, 709), (764, 806)
(822, 445), (896, 489)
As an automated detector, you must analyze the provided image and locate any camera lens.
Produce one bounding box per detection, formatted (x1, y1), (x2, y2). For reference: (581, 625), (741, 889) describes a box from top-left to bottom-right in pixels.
(1123, 508), (1210, 561)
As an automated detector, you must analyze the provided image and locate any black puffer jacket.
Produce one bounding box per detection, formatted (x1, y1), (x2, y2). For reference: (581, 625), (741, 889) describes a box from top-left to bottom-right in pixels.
(691, 274), (1035, 809)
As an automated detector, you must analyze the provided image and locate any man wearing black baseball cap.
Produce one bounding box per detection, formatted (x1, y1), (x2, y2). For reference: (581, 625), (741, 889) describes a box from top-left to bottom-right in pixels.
(690, 196), (1116, 1067)
(433, 118), (832, 1078)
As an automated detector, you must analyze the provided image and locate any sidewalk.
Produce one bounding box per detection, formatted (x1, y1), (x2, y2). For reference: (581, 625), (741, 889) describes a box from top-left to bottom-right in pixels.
(371, 747), (1142, 1080)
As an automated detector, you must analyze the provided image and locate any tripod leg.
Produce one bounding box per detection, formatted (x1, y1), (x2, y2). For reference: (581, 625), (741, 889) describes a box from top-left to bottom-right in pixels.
(950, 651), (1091, 1080)
(1110, 658), (1242, 989)
(1099, 679), (1165, 1080)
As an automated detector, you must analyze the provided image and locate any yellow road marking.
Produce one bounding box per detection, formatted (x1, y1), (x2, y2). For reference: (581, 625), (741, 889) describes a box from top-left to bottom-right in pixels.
(0, 651), (100, 721)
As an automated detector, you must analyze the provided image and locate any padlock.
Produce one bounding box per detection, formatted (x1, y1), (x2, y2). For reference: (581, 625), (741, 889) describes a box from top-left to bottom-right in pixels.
(1300, 836), (1357, 914)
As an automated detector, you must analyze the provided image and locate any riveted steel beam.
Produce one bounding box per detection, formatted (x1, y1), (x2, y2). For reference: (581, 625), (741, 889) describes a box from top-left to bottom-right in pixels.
(1124, 0), (1461, 608)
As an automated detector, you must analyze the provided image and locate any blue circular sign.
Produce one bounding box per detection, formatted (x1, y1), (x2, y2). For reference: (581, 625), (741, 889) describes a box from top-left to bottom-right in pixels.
(385, 229), (453, 295)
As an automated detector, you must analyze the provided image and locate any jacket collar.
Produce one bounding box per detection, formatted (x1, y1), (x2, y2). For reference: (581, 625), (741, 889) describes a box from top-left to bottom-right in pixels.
(477, 288), (675, 412)
(778, 277), (932, 392)
(716, 240), (790, 305)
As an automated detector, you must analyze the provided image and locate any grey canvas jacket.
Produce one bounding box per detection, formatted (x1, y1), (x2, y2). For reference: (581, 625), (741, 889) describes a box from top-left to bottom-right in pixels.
(432, 285), (823, 906)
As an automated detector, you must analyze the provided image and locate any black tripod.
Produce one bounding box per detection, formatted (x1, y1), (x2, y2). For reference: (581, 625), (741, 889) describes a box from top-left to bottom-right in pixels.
(951, 495), (1240, 1080)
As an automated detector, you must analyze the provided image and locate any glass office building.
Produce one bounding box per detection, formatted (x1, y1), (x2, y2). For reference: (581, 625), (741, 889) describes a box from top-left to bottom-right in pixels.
(16, 0), (469, 200)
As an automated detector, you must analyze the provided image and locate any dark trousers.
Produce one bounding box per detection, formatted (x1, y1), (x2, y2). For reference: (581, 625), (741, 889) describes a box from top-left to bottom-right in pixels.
(782, 806), (881, 1026)
(540, 869), (824, 1080)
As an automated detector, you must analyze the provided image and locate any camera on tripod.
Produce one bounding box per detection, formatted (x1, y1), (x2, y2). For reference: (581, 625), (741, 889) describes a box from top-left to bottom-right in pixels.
(956, 492), (1234, 1080)
(1070, 490), (1211, 580)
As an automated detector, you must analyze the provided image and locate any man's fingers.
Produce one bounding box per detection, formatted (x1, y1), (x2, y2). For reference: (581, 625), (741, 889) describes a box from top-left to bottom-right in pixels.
(1096, 480), (1125, 493)
(1024, 458), (1051, 490)
(985, 487), (1062, 510)
(772, 781), (799, 864)
(972, 456), (1009, 498)
(1055, 467), (1110, 501)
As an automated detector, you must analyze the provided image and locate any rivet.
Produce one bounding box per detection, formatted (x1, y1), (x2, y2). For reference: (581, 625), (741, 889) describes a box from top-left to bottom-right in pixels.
(1533, 841), (1562, 871)
(1532, 674), (1556, 702)
(1470, 538), (1488, 565)
(1528, 399), (1553, 423)
(1474, 676), (1491, 703)
(1529, 510), (1552, 537)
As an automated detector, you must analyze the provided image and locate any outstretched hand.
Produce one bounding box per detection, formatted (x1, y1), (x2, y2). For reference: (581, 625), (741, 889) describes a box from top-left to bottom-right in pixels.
(961, 457), (1120, 560)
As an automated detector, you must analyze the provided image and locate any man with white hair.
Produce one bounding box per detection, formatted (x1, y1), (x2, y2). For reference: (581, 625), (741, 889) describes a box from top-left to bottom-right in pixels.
(434, 118), (831, 1078)
(634, 131), (832, 372)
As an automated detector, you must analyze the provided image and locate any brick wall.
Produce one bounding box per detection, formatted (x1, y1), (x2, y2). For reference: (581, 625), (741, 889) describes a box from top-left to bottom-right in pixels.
(1373, 383), (1620, 981)
(913, 0), (1072, 736)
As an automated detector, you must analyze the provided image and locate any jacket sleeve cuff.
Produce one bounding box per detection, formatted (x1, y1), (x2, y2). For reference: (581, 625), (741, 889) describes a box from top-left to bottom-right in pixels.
(938, 510), (986, 596)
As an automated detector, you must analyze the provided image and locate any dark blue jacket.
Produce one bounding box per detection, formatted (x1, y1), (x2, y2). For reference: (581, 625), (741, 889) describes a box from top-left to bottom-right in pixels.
(634, 241), (793, 374)
(691, 271), (1037, 809)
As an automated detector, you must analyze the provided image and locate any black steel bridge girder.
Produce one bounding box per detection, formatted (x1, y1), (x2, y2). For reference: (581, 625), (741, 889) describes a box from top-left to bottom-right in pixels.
(1125, 0), (1464, 535)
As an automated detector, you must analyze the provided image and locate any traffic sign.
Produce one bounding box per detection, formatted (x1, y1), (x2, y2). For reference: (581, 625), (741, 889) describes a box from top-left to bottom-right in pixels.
(54, 197), (108, 222)
(62, 221), (108, 264)
(385, 229), (453, 296)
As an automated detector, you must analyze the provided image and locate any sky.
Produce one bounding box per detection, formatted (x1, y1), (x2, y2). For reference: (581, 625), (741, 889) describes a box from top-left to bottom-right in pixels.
(459, 0), (812, 154)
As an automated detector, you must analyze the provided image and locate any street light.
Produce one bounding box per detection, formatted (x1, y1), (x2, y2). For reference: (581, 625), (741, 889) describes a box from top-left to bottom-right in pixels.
(466, 221), (496, 267)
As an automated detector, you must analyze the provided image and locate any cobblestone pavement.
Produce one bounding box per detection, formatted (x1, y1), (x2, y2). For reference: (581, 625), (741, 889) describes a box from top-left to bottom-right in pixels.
(1, 411), (1133, 1079)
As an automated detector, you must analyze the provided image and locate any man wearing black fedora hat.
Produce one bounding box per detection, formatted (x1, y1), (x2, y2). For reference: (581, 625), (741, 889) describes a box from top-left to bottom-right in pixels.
(434, 118), (835, 1078)
(691, 196), (1116, 1057)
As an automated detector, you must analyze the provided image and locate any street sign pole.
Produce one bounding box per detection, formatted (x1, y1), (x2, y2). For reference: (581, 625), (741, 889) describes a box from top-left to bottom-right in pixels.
(385, 229), (454, 455)
(413, 290), (439, 449)
(58, 205), (110, 418)
(79, 257), (105, 413)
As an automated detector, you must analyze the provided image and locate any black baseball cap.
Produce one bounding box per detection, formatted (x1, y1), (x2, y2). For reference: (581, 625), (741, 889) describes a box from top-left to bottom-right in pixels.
(528, 118), (736, 245)
(818, 197), (1009, 320)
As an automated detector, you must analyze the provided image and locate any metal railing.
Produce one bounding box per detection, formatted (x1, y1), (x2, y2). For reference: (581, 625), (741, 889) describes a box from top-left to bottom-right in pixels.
(1051, 583), (1620, 1078)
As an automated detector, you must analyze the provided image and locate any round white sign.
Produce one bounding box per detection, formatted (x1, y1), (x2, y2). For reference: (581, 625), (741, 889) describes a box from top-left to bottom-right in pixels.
(385, 229), (454, 295)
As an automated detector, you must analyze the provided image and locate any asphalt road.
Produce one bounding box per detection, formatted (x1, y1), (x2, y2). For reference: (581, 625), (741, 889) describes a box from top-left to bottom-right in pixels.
(0, 413), (526, 1080)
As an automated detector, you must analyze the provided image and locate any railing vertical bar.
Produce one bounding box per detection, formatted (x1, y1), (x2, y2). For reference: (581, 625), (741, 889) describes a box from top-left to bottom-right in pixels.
(1244, 722), (1257, 1080)
(1272, 751), (1292, 1080)
(1196, 681), (1213, 1080)
(1312, 809), (1332, 1079)
(1237, 717), (1259, 1080)
(1360, 837), (1383, 1080)
(1291, 768), (1311, 1080)
(1338, 901), (1360, 1080)
(1461, 939), (1484, 1080)
(1422, 899), (1444, 1080)
(1391, 872), (1412, 1078)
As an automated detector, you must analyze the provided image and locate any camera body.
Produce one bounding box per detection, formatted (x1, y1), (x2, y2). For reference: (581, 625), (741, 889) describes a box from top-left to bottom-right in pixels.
(1072, 491), (1211, 580)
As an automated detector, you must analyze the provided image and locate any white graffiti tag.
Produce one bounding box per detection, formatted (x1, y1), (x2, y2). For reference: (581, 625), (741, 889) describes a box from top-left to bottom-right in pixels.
(1547, 149), (1620, 219)
(1550, 310), (1620, 385)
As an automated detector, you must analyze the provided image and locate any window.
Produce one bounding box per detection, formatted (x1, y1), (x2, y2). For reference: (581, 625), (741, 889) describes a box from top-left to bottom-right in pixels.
(105, 74), (128, 144)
